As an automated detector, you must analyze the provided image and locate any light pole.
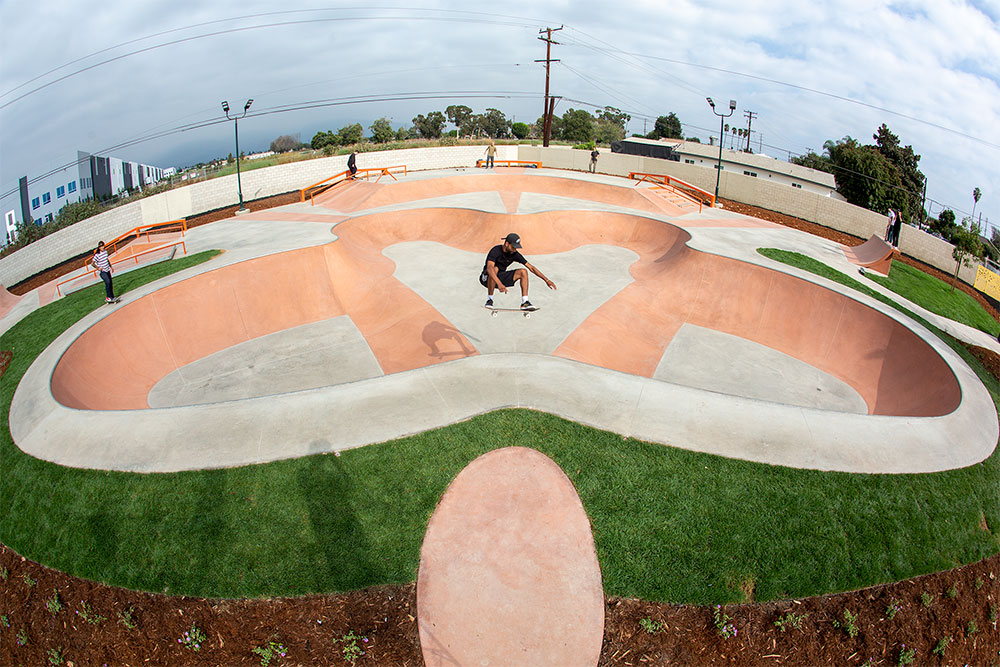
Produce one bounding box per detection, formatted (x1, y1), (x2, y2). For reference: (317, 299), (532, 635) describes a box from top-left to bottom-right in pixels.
(707, 97), (736, 206)
(222, 98), (253, 213)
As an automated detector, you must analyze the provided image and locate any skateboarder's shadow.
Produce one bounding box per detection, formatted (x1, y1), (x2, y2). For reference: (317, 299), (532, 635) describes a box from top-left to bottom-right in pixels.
(422, 321), (476, 358)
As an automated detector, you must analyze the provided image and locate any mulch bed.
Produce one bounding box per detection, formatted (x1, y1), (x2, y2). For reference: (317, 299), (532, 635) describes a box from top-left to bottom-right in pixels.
(3, 193), (1000, 665)
(2, 544), (998, 666)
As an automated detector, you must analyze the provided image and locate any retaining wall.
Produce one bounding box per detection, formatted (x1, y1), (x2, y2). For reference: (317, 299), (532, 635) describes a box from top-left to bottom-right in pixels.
(517, 145), (980, 284)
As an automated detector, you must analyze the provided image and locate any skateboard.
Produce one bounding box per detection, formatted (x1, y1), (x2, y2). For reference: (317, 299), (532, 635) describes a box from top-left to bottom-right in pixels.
(484, 305), (539, 319)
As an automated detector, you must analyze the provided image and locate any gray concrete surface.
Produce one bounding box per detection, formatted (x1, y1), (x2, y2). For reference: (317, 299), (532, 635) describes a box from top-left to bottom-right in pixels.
(7, 168), (999, 475)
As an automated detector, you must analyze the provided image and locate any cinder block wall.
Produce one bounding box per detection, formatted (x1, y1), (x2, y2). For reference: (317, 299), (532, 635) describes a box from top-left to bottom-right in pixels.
(0, 145), (513, 287)
(518, 146), (978, 284)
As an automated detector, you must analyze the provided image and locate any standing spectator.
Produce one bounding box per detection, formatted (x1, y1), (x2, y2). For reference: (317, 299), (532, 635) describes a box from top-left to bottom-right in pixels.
(347, 151), (358, 179)
(884, 208), (897, 243)
(484, 140), (497, 168)
(589, 146), (600, 173)
(92, 241), (115, 304)
(890, 209), (903, 248)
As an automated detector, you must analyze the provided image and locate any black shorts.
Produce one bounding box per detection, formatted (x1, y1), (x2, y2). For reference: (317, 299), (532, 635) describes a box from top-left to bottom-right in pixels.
(480, 270), (516, 288)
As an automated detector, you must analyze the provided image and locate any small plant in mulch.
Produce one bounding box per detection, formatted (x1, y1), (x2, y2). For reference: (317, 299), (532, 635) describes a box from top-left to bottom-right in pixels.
(712, 605), (737, 639)
(0, 614), (9, 627)
(831, 608), (858, 638)
(44, 589), (63, 616)
(897, 644), (916, 665)
(773, 610), (808, 632)
(974, 576), (984, 590)
(920, 591), (934, 608)
(885, 599), (902, 619)
(990, 602), (998, 627)
(15, 627), (28, 646)
(179, 624), (207, 651)
(252, 638), (288, 666)
(967, 618), (978, 635)
(944, 583), (958, 599)
(333, 630), (369, 664)
(21, 573), (36, 588)
(639, 617), (663, 634)
(46, 646), (64, 666)
(76, 600), (107, 625)
(0, 565), (8, 580)
(118, 605), (138, 629)
(931, 635), (952, 656)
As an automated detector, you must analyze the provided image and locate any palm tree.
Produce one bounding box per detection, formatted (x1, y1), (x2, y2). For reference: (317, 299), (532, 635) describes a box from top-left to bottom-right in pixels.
(973, 187), (982, 218)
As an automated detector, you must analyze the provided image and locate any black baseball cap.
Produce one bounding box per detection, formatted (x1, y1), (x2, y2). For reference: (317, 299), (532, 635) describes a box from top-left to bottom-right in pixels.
(503, 233), (522, 248)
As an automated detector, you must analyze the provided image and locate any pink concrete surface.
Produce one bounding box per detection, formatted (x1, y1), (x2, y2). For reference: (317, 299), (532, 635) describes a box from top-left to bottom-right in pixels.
(417, 447), (604, 667)
(314, 172), (690, 217)
(50, 175), (961, 417)
(0, 286), (21, 319)
(844, 235), (894, 274)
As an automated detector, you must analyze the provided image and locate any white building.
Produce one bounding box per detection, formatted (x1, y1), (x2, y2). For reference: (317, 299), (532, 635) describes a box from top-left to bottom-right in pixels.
(3, 150), (167, 229)
(614, 137), (843, 199)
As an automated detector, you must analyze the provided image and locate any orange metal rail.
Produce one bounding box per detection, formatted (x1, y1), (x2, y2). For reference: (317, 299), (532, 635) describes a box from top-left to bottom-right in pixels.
(475, 159), (542, 169)
(300, 165), (408, 205)
(628, 172), (715, 210)
(101, 219), (187, 257)
(56, 239), (188, 296)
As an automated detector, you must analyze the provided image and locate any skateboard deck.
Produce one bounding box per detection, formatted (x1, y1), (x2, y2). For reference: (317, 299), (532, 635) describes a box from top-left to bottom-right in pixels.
(484, 305), (539, 318)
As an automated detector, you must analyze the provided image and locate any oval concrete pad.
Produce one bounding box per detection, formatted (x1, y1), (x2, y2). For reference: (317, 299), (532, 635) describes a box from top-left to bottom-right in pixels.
(417, 447), (604, 666)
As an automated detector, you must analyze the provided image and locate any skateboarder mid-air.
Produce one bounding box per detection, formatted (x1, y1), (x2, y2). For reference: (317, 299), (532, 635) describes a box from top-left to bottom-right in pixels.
(480, 233), (556, 310)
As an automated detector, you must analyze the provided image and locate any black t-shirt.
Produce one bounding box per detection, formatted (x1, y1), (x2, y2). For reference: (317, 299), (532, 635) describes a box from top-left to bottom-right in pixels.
(483, 244), (526, 274)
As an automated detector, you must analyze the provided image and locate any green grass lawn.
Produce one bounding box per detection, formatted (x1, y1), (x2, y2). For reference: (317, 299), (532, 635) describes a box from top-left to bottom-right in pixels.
(863, 259), (1000, 337)
(1, 250), (997, 605)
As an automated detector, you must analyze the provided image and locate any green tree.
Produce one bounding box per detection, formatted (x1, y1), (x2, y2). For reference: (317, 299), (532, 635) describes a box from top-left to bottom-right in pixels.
(336, 123), (363, 146)
(594, 118), (624, 144)
(929, 208), (957, 240)
(647, 113), (682, 139)
(825, 136), (902, 214)
(511, 122), (530, 140)
(310, 131), (336, 150)
(445, 105), (474, 135)
(534, 115), (562, 140)
(872, 124), (925, 221)
(598, 106), (631, 132)
(395, 126), (412, 141)
(269, 135), (301, 153)
(560, 108), (595, 143)
(476, 108), (509, 138)
(412, 111), (446, 139)
(950, 218), (984, 293)
(790, 150), (834, 173)
(369, 117), (394, 144)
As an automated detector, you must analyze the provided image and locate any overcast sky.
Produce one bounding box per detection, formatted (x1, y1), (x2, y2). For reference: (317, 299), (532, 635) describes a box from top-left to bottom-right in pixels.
(1, 1), (998, 233)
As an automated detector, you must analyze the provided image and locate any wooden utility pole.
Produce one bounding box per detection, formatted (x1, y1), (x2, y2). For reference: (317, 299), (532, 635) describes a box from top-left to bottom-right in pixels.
(743, 110), (757, 153)
(536, 26), (562, 147)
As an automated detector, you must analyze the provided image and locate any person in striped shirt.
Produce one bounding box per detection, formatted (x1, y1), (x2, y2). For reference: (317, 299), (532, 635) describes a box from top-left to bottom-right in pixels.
(92, 241), (115, 303)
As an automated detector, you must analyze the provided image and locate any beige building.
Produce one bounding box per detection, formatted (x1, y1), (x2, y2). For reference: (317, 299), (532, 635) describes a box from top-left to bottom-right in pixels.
(616, 137), (842, 199)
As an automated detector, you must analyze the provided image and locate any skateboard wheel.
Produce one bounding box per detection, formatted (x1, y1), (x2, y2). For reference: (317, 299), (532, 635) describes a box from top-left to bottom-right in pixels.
(524, 312), (530, 319)
(491, 311), (498, 318)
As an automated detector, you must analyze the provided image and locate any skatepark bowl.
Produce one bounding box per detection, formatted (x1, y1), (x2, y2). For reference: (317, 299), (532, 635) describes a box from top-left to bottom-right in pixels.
(12, 172), (997, 474)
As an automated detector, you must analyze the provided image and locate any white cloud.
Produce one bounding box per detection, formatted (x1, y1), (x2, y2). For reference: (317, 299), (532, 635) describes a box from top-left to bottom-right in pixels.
(1, 0), (998, 229)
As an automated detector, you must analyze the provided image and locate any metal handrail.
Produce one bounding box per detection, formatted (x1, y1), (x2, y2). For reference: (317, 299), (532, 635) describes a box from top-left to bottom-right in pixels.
(628, 172), (715, 209)
(300, 165), (408, 205)
(56, 239), (188, 296)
